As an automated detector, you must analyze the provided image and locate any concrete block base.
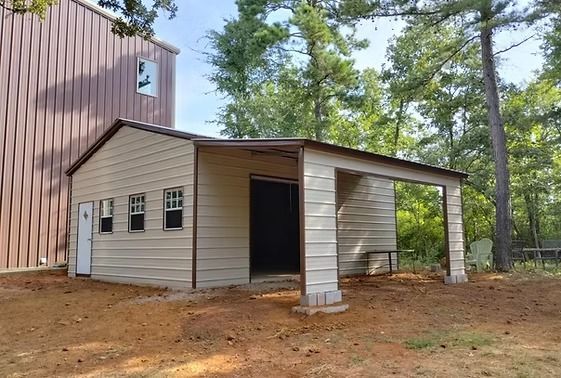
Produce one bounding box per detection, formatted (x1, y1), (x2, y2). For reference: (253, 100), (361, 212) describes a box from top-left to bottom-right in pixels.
(292, 303), (349, 315)
(444, 274), (469, 284)
(300, 290), (342, 306)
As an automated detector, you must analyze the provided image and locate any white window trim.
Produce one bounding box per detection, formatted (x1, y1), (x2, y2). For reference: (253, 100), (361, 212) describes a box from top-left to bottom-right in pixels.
(136, 56), (159, 98)
(164, 188), (183, 231)
(99, 198), (113, 234)
(129, 194), (146, 233)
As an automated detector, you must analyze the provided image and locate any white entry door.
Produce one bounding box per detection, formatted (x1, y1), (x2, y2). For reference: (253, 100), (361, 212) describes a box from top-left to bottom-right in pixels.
(76, 202), (93, 275)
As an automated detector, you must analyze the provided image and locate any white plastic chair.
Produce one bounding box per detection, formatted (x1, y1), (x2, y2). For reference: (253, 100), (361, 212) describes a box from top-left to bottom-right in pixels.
(466, 238), (493, 272)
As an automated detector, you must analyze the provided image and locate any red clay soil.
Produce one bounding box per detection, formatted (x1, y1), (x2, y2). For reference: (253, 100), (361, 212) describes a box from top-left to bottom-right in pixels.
(1, 270), (561, 377)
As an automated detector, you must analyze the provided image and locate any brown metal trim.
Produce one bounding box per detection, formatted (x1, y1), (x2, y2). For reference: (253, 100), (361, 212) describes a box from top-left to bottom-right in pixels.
(442, 186), (452, 277)
(298, 147), (306, 296)
(193, 139), (467, 179)
(191, 146), (199, 289)
(303, 141), (468, 179)
(334, 166), (451, 188)
(68, 122), (468, 180)
(249, 173), (298, 184)
(193, 139), (304, 149)
(66, 118), (206, 175)
(71, 0), (181, 54)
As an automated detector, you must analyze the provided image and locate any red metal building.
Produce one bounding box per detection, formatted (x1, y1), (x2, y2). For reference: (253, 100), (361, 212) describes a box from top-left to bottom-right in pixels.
(0, 0), (178, 268)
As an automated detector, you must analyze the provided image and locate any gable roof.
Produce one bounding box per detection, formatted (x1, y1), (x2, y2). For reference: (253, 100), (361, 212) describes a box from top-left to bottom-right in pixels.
(65, 118), (206, 175)
(66, 118), (468, 179)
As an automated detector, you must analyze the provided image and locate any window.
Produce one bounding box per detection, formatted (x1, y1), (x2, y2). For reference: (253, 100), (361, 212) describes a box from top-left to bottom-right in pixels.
(129, 194), (145, 232)
(99, 199), (113, 233)
(164, 188), (183, 230)
(136, 57), (158, 97)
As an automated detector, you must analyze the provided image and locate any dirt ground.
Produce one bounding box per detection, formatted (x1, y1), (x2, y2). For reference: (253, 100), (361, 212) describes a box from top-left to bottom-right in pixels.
(2, 271), (561, 377)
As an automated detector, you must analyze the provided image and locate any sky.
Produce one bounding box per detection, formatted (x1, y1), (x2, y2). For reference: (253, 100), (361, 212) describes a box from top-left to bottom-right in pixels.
(152, 1), (545, 137)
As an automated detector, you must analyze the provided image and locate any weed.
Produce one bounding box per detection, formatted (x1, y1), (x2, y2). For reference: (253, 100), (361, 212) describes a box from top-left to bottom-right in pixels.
(404, 330), (494, 350)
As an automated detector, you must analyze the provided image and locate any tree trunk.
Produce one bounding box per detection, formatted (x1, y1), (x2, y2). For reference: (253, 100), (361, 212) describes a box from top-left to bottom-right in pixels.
(393, 99), (404, 156)
(479, 19), (513, 271)
(313, 97), (323, 141)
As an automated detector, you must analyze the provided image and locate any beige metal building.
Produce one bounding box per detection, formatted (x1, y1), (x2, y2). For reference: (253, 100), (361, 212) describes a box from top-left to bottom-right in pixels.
(66, 119), (468, 307)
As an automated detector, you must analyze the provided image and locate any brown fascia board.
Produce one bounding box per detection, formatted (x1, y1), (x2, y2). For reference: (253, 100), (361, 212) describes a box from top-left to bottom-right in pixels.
(302, 140), (469, 180)
(67, 125), (468, 179)
(193, 138), (468, 179)
(72, 0), (180, 54)
(65, 118), (206, 175)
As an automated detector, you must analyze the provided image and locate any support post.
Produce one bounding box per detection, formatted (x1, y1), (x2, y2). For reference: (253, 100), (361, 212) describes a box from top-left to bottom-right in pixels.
(443, 184), (468, 284)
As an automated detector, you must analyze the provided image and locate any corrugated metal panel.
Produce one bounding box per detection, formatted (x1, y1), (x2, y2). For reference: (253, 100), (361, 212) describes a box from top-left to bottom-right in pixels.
(302, 150), (339, 294)
(67, 126), (193, 288)
(0, 0), (177, 269)
(196, 148), (298, 288)
(337, 172), (397, 276)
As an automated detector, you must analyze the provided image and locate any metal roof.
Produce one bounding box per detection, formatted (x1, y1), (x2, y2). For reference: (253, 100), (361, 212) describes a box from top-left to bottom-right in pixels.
(66, 118), (468, 179)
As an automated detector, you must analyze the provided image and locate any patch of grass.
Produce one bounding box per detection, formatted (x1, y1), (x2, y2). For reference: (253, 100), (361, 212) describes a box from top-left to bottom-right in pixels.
(349, 354), (367, 367)
(405, 338), (436, 350)
(404, 330), (494, 350)
(448, 331), (494, 348)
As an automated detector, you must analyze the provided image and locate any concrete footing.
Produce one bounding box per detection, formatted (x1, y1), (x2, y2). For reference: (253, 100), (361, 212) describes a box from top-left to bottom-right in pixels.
(300, 290), (342, 306)
(444, 274), (469, 284)
(292, 303), (349, 315)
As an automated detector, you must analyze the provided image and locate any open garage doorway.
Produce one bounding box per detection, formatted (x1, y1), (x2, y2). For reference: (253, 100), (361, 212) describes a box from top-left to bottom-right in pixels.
(250, 176), (300, 282)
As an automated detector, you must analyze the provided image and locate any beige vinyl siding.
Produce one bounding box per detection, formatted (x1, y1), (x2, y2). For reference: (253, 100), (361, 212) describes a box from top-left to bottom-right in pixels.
(196, 148), (297, 288)
(303, 151), (339, 295)
(445, 185), (466, 275)
(337, 172), (397, 276)
(68, 126), (193, 288)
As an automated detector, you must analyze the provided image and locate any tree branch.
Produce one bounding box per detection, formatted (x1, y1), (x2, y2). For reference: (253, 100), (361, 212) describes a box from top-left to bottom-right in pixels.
(493, 34), (536, 56)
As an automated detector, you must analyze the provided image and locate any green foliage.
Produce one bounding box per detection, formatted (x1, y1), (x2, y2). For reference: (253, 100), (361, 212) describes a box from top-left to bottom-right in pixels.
(0, 0), (177, 39)
(396, 182), (445, 264)
(207, 0), (383, 143)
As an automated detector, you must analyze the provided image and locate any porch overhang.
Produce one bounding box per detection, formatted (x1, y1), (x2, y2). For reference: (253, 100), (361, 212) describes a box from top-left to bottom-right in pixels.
(192, 140), (469, 309)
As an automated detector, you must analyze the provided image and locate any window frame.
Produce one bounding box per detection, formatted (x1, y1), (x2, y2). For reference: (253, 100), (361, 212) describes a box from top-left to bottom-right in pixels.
(128, 193), (146, 233)
(99, 198), (114, 234)
(163, 187), (184, 231)
(136, 56), (159, 98)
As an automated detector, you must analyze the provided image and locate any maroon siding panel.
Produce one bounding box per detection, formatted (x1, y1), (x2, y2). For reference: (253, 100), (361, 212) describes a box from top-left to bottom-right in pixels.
(0, 0), (177, 268)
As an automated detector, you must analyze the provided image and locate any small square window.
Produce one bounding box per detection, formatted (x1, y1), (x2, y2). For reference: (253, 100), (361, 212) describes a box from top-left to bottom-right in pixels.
(129, 194), (145, 232)
(164, 188), (183, 230)
(100, 199), (113, 233)
(137, 57), (158, 97)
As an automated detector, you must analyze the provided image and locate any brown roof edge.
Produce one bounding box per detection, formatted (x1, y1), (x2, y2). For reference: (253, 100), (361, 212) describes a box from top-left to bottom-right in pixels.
(192, 138), (468, 179)
(302, 140), (469, 179)
(65, 118), (205, 175)
(192, 139), (305, 148)
(72, 0), (180, 54)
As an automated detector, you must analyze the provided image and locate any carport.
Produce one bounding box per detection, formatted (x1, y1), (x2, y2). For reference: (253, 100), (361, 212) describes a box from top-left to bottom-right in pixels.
(192, 138), (468, 308)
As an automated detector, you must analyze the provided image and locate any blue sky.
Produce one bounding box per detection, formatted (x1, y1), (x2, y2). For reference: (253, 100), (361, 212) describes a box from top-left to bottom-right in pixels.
(153, 1), (544, 137)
